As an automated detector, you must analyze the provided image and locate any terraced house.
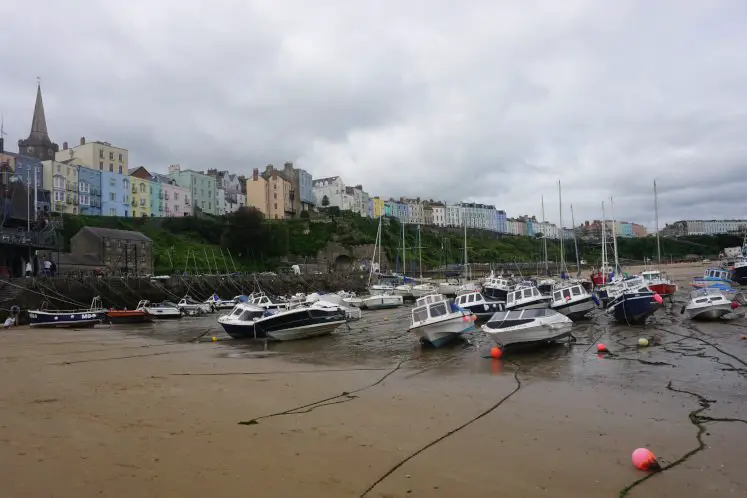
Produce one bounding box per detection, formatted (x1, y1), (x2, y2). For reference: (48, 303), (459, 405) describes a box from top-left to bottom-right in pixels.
(167, 164), (215, 215)
(42, 159), (78, 214)
(129, 169), (151, 217)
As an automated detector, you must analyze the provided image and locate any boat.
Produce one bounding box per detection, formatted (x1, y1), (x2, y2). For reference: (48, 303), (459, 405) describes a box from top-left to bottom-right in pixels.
(606, 276), (662, 325)
(217, 302), (267, 338)
(336, 290), (362, 307)
(536, 278), (555, 295)
(136, 300), (182, 319)
(732, 257), (747, 285)
(205, 293), (237, 310)
(692, 267), (734, 289)
(255, 301), (348, 341)
(360, 293), (403, 310)
(438, 279), (461, 296)
(412, 282), (438, 298)
(105, 308), (152, 324)
(408, 294), (475, 347)
(454, 290), (505, 323)
(456, 281), (482, 295)
(248, 292), (290, 312)
(303, 292), (362, 320)
(550, 281), (596, 320)
(505, 282), (552, 310)
(683, 288), (738, 320)
(481, 308), (573, 350)
(28, 297), (106, 328)
(640, 270), (678, 298)
(482, 272), (511, 301)
(178, 296), (212, 315)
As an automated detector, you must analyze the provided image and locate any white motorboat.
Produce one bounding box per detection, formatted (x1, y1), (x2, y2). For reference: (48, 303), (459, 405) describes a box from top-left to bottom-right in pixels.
(178, 296), (212, 315)
(481, 308), (573, 349)
(455, 281), (481, 295)
(550, 282), (596, 320)
(303, 292), (362, 320)
(683, 289), (737, 320)
(412, 282), (438, 298)
(408, 294), (475, 347)
(255, 301), (348, 341)
(438, 279), (461, 296)
(136, 300), (182, 319)
(482, 273), (511, 301)
(369, 283), (395, 295)
(360, 293), (403, 310)
(395, 283), (414, 299)
(505, 282), (552, 311)
(454, 290), (505, 323)
(217, 302), (267, 338)
(536, 278), (556, 295)
(248, 293), (290, 312)
(205, 293), (237, 310)
(337, 290), (363, 307)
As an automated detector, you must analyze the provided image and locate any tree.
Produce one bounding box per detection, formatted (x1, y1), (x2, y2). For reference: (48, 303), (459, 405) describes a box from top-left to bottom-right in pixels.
(321, 195), (330, 207)
(220, 206), (267, 260)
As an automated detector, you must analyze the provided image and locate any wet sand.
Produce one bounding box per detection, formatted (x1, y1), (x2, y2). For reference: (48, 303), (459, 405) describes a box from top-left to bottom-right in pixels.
(1, 263), (747, 497)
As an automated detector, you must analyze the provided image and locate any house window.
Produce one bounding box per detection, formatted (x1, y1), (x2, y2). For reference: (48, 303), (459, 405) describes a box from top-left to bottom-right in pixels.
(109, 163), (114, 171)
(139, 183), (145, 193)
(79, 195), (89, 205)
(109, 152), (114, 160)
(140, 198), (145, 206)
(118, 166), (122, 174)
(174, 192), (179, 200)
(274, 203), (278, 209)
(174, 204), (179, 212)
(109, 208), (116, 216)
(99, 161), (104, 169)
(109, 192), (116, 201)
(99, 150), (104, 158)
(118, 153), (123, 162)
(56, 164), (61, 173)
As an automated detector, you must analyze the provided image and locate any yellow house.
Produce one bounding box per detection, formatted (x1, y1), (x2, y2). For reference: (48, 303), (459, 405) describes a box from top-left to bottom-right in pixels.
(372, 197), (386, 218)
(42, 159), (79, 214)
(130, 175), (152, 217)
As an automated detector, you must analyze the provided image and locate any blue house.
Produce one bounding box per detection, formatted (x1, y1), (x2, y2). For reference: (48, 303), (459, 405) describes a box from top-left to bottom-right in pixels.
(150, 179), (162, 217)
(496, 210), (507, 233)
(101, 171), (131, 217)
(77, 165), (102, 216)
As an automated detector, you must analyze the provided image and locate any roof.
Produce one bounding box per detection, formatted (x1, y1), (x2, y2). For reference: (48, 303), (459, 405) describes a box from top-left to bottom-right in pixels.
(76, 226), (152, 242)
(312, 176), (340, 184)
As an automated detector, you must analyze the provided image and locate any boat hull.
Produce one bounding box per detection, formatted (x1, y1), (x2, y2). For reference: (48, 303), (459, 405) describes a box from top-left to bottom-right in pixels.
(607, 293), (660, 325)
(266, 320), (347, 341)
(219, 322), (261, 339)
(686, 305), (733, 320)
(144, 308), (182, 319)
(29, 310), (104, 328)
(360, 295), (403, 310)
(732, 265), (747, 285)
(106, 310), (153, 324)
(648, 283), (677, 297)
(485, 322), (572, 349)
(552, 296), (596, 320)
(482, 286), (508, 302)
(409, 315), (474, 347)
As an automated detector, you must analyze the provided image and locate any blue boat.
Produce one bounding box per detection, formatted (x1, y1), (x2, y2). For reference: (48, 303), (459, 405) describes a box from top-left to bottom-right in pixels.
(29, 297), (106, 328)
(606, 277), (662, 325)
(691, 267), (734, 290)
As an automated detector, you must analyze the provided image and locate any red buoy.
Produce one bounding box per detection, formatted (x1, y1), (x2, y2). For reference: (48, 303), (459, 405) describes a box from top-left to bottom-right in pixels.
(731, 301), (740, 310)
(490, 346), (503, 359)
(632, 448), (660, 471)
(597, 343), (608, 353)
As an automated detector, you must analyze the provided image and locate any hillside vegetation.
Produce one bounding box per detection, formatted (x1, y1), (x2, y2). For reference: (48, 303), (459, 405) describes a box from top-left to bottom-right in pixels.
(60, 210), (740, 274)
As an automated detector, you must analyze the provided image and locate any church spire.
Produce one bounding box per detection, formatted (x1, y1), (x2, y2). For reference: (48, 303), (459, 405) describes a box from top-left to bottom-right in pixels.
(29, 83), (49, 140)
(18, 80), (58, 160)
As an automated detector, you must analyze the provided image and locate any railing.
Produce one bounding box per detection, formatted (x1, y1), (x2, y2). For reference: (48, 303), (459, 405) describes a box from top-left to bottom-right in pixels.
(0, 227), (62, 250)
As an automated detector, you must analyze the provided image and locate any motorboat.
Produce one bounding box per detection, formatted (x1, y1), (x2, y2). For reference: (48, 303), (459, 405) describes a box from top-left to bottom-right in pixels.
(395, 283), (414, 299)
(733, 257), (747, 285)
(455, 281), (481, 295)
(536, 278), (556, 296)
(136, 300), (182, 319)
(303, 292), (362, 320)
(105, 308), (152, 324)
(438, 279), (461, 296)
(606, 276), (662, 325)
(337, 290), (363, 307)
(204, 293), (238, 310)
(248, 293), (290, 312)
(505, 282), (552, 311)
(412, 282), (438, 298)
(454, 290), (505, 323)
(550, 282), (596, 320)
(369, 282), (396, 295)
(692, 267), (734, 290)
(408, 294), (475, 347)
(28, 297), (106, 328)
(254, 301), (348, 341)
(178, 296), (212, 315)
(482, 274), (511, 301)
(217, 302), (267, 338)
(640, 270), (678, 298)
(359, 293), (403, 310)
(481, 308), (573, 350)
(285, 293), (307, 309)
(683, 289), (738, 320)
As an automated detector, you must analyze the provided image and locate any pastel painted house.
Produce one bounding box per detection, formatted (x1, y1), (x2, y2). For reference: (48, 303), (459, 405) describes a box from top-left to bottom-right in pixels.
(101, 172), (131, 217)
(41, 159), (79, 214)
(77, 165), (102, 216)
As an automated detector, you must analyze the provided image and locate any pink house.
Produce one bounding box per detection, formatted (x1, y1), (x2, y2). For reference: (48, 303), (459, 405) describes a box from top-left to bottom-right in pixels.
(153, 173), (191, 217)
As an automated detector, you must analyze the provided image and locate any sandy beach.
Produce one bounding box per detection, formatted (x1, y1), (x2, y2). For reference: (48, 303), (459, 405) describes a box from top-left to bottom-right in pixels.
(1, 263), (746, 497)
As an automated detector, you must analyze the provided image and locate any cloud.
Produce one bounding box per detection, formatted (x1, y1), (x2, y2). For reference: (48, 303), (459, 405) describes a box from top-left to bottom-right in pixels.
(1, 0), (746, 229)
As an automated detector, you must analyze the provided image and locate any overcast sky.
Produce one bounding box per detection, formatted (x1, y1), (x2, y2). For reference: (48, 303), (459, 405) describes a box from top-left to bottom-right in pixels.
(1, 0), (746, 229)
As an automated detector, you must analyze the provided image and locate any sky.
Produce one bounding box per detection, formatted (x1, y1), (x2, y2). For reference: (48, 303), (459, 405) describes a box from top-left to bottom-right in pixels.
(1, 0), (746, 229)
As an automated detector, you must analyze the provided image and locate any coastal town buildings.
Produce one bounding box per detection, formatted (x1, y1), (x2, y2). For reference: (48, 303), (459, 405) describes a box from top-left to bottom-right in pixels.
(312, 176), (345, 209)
(661, 219), (747, 237)
(151, 173), (189, 217)
(245, 165), (294, 219)
(56, 137), (128, 175)
(18, 84), (59, 162)
(71, 226), (154, 275)
(167, 164), (216, 215)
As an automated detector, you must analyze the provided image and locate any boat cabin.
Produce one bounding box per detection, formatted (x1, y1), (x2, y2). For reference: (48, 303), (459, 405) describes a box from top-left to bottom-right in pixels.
(690, 288), (730, 303)
(484, 276), (510, 289)
(227, 303), (266, 322)
(484, 308), (555, 329)
(551, 283), (587, 304)
(641, 271), (662, 282)
(411, 295), (457, 325)
(507, 285), (544, 306)
(702, 268), (731, 281)
(249, 294), (288, 310)
(455, 291), (489, 307)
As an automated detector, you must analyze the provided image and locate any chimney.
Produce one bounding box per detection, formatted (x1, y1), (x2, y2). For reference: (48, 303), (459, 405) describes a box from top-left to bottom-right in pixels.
(80, 137), (85, 145)
(252, 168), (258, 181)
(168, 164), (181, 174)
(63, 142), (68, 150)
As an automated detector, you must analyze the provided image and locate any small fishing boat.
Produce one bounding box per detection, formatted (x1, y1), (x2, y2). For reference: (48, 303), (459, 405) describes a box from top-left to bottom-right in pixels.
(359, 293), (403, 310)
(105, 308), (152, 324)
(536, 278), (556, 296)
(454, 290), (505, 323)
(482, 273), (511, 301)
(248, 292), (290, 312)
(178, 296), (212, 315)
(640, 270), (678, 298)
(29, 297), (106, 328)
(691, 267), (734, 290)
(408, 294), (475, 347)
(255, 301), (348, 341)
(337, 290), (363, 308)
(550, 282), (596, 320)
(217, 302), (267, 338)
(136, 300), (182, 319)
(204, 294), (237, 310)
(683, 289), (739, 320)
(412, 282), (438, 298)
(505, 282), (552, 311)
(438, 279), (461, 296)
(606, 276), (663, 325)
(481, 308), (573, 350)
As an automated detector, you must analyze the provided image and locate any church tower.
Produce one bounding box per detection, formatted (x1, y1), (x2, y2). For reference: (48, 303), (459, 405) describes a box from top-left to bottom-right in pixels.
(18, 83), (59, 160)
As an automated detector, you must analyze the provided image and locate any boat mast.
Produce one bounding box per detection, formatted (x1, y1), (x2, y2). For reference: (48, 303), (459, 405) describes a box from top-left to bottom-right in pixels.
(368, 217), (381, 287)
(418, 224), (423, 280)
(570, 204), (581, 276)
(610, 196), (620, 275)
(463, 206), (469, 280)
(558, 180), (565, 276)
(541, 196), (548, 275)
(402, 221), (406, 279)
(654, 180), (661, 269)
(601, 201), (607, 270)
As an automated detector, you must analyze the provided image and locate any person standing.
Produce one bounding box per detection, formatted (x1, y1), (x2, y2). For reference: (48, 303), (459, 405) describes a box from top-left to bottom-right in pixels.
(25, 261), (32, 278)
(43, 259), (52, 277)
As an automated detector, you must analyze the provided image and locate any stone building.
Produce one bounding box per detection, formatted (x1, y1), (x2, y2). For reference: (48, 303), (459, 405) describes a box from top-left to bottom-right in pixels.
(70, 227), (153, 276)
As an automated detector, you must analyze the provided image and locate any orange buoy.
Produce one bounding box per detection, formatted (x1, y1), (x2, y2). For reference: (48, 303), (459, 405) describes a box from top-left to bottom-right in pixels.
(490, 346), (502, 359)
(632, 448), (660, 471)
(596, 343), (608, 353)
(653, 293), (663, 305)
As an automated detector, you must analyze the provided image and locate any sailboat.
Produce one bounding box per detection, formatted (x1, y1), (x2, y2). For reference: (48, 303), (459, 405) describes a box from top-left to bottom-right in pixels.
(456, 208), (480, 295)
(641, 181), (677, 298)
(394, 221), (414, 299)
(536, 196), (555, 295)
(550, 181), (596, 320)
(412, 225), (437, 297)
(362, 217), (404, 310)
